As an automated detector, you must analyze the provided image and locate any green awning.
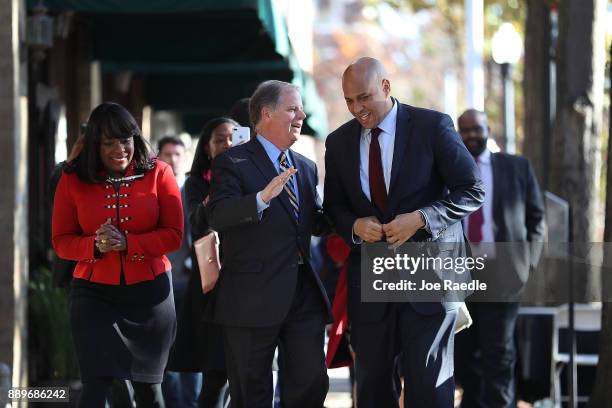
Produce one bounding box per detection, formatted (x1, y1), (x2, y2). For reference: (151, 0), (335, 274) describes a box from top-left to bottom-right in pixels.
(31, 0), (259, 13)
(30, 0), (327, 136)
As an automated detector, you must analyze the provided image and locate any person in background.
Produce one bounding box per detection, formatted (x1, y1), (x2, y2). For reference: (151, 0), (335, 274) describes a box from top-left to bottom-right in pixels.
(157, 135), (203, 408)
(229, 97), (253, 137)
(158, 136), (187, 187)
(454, 109), (545, 408)
(169, 117), (238, 407)
(324, 234), (356, 407)
(157, 135), (191, 298)
(52, 102), (183, 407)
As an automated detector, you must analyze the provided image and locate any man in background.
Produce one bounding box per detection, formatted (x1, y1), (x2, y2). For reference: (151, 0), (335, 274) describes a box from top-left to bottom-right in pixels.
(454, 109), (545, 408)
(157, 135), (191, 291)
(158, 135), (202, 408)
(158, 135), (187, 187)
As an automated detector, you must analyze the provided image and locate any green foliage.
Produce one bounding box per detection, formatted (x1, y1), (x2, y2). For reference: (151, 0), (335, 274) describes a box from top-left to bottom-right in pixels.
(412, 86), (428, 105)
(409, 0), (462, 11)
(29, 269), (79, 380)
(371, 0), (534, 139)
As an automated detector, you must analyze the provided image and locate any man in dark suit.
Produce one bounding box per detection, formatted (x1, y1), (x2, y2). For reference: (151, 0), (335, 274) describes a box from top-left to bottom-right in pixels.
(454, 109), (545, 408)
(323, 57), (484, 407)
(207, 80), (331, 408)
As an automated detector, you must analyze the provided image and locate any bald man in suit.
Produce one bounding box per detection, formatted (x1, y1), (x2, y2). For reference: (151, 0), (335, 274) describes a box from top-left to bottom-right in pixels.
(324, 57), (484, 408)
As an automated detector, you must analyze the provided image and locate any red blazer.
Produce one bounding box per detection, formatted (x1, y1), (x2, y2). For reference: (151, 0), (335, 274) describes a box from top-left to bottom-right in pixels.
(52, 160), (184, 285)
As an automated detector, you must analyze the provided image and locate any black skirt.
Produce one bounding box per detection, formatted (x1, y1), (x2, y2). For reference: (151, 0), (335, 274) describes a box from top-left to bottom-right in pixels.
(69, 272), (176, 383)
(168, 260), (225, 372)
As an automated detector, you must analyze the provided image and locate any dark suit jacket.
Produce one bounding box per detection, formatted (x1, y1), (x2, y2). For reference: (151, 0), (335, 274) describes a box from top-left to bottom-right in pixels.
(482, 152), (546, 298)
(167, 186), (192, 284)
(324, 101), (484, 320)
(207, 138), (332, 327)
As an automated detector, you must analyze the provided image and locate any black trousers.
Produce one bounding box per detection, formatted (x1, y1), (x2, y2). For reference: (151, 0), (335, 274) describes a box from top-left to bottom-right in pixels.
(454, 302), (520, 408)
(199, 369), (227, 407)
(79, 378), (165, 408)
(222, 266), (328, 408)
(351, 302), (458, 408)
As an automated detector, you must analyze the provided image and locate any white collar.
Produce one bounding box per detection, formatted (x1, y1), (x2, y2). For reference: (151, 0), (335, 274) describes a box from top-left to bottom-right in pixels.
(374, 99), (398, 136)
(476, 148), (492, 165)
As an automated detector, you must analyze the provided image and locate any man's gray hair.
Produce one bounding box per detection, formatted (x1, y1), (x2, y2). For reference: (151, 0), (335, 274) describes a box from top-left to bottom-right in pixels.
(249, 80), (299, 128)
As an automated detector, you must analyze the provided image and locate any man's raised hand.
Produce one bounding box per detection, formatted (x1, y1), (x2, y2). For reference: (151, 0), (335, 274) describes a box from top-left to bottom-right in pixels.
(261, 167), (297, 204)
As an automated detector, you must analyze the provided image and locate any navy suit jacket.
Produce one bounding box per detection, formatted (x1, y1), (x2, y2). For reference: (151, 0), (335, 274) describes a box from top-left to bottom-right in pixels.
(324, 101), (484, 320)
(490, 153), (545, 247)
(486, 152), (545, 298)
(207, 138), (331, 327)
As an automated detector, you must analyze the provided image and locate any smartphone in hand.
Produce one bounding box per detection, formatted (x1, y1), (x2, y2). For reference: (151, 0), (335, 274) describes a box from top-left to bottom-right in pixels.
(232, 126), (250, 146)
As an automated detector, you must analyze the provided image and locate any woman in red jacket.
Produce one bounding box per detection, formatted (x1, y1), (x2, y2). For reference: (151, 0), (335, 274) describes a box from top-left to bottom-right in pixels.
(52, 102), (183, 407)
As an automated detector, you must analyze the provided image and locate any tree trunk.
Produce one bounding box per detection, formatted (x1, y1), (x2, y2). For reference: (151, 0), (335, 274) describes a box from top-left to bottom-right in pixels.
(519, 0), (554, 304)
(548, 0), (606, 300)
(589, 40), (612, 408)
(522, 0), (551, 189)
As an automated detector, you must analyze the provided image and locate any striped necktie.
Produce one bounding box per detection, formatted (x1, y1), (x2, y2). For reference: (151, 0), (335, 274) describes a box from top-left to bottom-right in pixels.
(278, 151), (299, 222)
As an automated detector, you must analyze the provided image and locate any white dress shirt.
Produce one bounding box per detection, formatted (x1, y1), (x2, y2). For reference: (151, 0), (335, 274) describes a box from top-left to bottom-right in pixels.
(352, 101), (399, 244)
(255, 134), (298, 212)
(359, 100), (398, 199)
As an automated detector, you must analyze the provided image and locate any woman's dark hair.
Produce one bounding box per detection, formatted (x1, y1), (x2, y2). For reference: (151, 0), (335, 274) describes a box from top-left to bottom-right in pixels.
(65, 102), (154, 182)
(229, 97), (251, 129)
(190, 117), (239, 176)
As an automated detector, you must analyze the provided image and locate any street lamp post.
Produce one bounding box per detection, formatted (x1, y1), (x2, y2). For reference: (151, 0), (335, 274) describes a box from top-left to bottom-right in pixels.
(501, 62), (515, 153)
(492, 23), (523, 154)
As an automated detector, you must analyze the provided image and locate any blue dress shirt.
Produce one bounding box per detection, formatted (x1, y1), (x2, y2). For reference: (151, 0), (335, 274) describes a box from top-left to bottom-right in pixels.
(255, 134), (299, 213)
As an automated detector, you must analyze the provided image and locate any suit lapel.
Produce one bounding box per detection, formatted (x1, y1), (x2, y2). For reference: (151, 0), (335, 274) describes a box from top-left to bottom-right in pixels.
(247, 139), (296, 225)
(491, 152), (501, 240)
(247, 139), (278, 182)
(348, 120), (372, 207)
(388, 102), (412, 199)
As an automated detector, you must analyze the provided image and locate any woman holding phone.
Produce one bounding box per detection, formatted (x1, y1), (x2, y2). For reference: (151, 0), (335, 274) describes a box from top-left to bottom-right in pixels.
(170, 117), (238, 407)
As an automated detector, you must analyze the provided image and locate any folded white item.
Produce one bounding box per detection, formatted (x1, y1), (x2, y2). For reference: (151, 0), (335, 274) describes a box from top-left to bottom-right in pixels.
(454, 302), (473, 333)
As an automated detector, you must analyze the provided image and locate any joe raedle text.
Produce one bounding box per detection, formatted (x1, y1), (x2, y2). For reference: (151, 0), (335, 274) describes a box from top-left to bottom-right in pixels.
(372, 279), (487, 292)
